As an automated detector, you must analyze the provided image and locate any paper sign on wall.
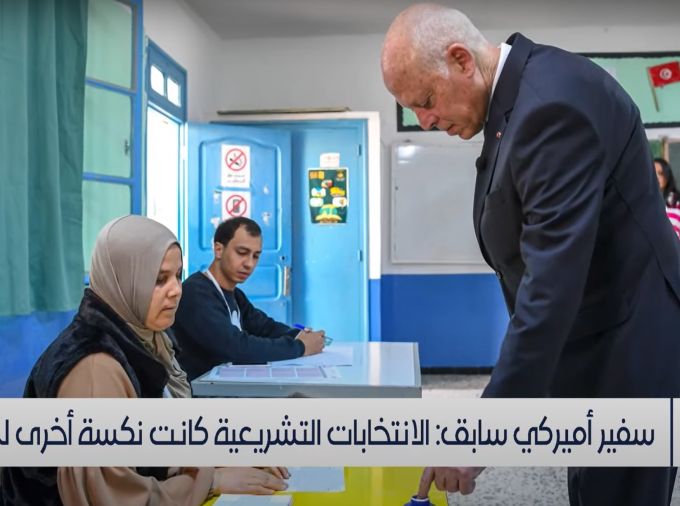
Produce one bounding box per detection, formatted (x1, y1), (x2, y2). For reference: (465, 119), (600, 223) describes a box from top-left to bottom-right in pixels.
(221, 191), (251, 220)
(221, 144), (251, 188)
(320, 152), (340, 168)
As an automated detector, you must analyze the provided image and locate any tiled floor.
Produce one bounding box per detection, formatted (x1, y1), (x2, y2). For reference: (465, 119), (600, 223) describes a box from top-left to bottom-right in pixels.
(421, 374), (680, 505)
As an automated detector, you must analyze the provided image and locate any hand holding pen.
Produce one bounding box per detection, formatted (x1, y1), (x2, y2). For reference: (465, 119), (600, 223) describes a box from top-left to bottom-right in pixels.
(294, 323), (333, 345)
(293, 323), (332, 356)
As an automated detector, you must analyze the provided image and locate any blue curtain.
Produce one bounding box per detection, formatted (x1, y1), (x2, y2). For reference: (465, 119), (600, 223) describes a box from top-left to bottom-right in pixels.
(0, 0), (88, 315)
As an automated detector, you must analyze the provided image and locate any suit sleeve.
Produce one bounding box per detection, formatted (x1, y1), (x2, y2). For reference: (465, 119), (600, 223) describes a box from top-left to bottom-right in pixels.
(483, 102), (606, 397)
(173, 277), (304, 366)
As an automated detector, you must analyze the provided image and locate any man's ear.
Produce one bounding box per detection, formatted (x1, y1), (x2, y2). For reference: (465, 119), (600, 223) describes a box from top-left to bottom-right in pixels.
(214, 242), (223, 260)
(445, 43), (475, 77)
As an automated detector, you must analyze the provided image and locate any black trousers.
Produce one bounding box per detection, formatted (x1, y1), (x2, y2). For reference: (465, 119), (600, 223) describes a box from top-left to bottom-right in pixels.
(568, 467), (677, 505)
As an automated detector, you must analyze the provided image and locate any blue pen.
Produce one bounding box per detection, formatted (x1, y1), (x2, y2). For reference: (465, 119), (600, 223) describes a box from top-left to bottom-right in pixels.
(293, 323), (333, 346)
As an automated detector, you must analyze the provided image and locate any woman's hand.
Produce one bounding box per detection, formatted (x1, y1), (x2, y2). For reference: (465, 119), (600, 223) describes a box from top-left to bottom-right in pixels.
(213, 467), (288, 495)
(260, 467), (290, 480)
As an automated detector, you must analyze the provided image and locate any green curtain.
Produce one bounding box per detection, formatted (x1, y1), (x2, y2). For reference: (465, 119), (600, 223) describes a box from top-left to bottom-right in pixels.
(0, 0), (88, 316)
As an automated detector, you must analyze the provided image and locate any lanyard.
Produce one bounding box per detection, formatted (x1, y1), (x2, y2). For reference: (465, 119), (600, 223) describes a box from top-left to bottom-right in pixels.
(203, 270), (242, 330)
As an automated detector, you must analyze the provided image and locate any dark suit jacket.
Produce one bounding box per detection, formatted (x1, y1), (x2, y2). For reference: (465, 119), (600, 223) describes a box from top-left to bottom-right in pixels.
(475, 33), (680, 398)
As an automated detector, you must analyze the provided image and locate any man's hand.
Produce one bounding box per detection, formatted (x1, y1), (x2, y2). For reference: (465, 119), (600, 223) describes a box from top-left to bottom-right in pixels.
(296, 329), (325, 355)
(418, 466), (485, 496)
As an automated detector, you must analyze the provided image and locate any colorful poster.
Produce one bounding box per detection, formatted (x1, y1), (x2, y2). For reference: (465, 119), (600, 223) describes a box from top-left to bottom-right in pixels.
(308, 168), (348, 224)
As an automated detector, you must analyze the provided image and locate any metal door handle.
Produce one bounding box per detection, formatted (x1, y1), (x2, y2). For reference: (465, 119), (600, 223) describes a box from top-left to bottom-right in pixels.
(282, 266), (291, 297)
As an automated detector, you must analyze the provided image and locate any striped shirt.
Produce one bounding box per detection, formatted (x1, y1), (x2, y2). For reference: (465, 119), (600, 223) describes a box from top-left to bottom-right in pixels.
(667, 207), (680, 239)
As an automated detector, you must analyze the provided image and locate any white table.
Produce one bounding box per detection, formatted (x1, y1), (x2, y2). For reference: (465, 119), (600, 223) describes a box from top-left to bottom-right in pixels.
(191, 342), (421, 398)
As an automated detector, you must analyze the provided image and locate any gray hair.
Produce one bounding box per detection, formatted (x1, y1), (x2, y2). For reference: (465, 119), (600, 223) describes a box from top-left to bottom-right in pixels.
(389, 4), (490, 76)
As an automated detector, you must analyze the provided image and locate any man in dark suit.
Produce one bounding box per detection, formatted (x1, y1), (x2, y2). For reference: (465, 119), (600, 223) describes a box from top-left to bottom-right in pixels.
(382, 4), (680, 505)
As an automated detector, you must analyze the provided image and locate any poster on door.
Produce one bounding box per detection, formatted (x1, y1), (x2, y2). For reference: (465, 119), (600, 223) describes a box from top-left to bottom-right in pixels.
(221, 191), (251, 220)
(308, 168), (348, 224)
(221, 144), (251, 188)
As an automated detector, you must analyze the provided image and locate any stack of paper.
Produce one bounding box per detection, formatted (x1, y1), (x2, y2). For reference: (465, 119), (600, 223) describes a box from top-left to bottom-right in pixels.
(284, 467), (345, 492)
(213, 468), (345, 505)
(271, 346), (354, 367)
(213, 495), (292, 505)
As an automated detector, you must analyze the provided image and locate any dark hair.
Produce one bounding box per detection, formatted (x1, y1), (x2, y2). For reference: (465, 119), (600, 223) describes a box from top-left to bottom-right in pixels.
(214, 217), (261, 246)
(654, 157), (679, 204)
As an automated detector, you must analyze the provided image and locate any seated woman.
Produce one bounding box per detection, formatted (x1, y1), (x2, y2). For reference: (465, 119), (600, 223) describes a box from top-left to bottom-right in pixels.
(654, 157), (680, 238)
(0, 215), (287, 506)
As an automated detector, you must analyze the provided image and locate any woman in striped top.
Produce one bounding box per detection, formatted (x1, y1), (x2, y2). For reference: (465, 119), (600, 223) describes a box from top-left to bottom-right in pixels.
(654, 157), (680, 238)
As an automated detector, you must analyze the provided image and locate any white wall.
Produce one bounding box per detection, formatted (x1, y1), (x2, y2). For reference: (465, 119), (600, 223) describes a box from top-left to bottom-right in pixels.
(143, 0), (222, 121)
(143, 1), (680, 273)
(209, 24), (680, 144)
(207, 23), (680, 274)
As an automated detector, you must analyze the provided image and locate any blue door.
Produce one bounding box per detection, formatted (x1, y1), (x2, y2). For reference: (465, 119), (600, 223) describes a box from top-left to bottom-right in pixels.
(236, 120), (368, 342)
(187, 123), (292, 323)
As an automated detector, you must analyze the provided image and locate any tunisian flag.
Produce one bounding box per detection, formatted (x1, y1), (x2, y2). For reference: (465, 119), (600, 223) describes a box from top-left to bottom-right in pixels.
(648, 61), (680, 87)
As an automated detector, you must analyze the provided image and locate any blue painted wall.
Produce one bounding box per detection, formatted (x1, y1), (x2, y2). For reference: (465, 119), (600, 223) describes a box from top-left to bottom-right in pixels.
(369, 279), (381, 342)
(0, 311), (75, 397)
(0, 275), (507, 395)
(380, 273), (508, 368)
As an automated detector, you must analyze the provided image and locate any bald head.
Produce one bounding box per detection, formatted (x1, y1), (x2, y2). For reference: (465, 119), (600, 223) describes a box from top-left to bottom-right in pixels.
(380, 4), (499, 139)
(381, 3), (492, 91)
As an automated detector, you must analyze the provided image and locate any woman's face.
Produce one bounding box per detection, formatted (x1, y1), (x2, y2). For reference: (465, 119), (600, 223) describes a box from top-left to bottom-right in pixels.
(145, 244), (182, 331)
(655, 161), (667, 190)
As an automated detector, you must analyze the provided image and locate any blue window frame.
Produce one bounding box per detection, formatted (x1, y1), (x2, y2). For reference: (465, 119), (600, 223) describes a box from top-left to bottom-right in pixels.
(82, 0), (143, 283)
(144, 39), (188, 256)
(83, 0), (143, 214)
(147, 40), (187, 122)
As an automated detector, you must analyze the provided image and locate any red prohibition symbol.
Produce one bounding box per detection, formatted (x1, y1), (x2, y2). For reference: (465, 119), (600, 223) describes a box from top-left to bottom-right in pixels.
(225, 148), (247, 171)
(225, 194), (247, 217)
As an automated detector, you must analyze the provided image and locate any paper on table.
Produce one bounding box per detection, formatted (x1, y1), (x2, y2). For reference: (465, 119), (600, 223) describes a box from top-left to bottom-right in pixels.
(206, 365), (331, 381)
(271, 346), (354, 367)
(213, 495), (292, 505)
(284, 467), (345, 492)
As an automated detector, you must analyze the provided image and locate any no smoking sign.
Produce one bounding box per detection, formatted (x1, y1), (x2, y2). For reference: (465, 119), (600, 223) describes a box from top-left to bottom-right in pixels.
(225, 148), (247, 171)
(221, 144), (251, 188)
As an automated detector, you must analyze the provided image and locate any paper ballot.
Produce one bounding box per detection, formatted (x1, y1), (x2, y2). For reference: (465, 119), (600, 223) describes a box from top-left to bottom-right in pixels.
(213, 495), (292, 505)
(284, 467), (345, 492)
(271, 346), (354, 367)
(212, 469), (344, 505)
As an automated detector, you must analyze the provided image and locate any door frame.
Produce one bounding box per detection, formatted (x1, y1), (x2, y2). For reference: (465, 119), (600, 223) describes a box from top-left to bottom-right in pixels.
(144, 38), (188, 263)
(208, 112), (381, 340)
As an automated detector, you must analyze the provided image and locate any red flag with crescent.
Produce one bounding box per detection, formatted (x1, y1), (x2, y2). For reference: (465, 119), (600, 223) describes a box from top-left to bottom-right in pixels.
(648, 61), (680, 87)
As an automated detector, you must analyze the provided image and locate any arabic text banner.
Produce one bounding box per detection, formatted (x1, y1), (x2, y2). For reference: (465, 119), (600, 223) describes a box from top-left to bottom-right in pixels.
(0, 398), (674, 467)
